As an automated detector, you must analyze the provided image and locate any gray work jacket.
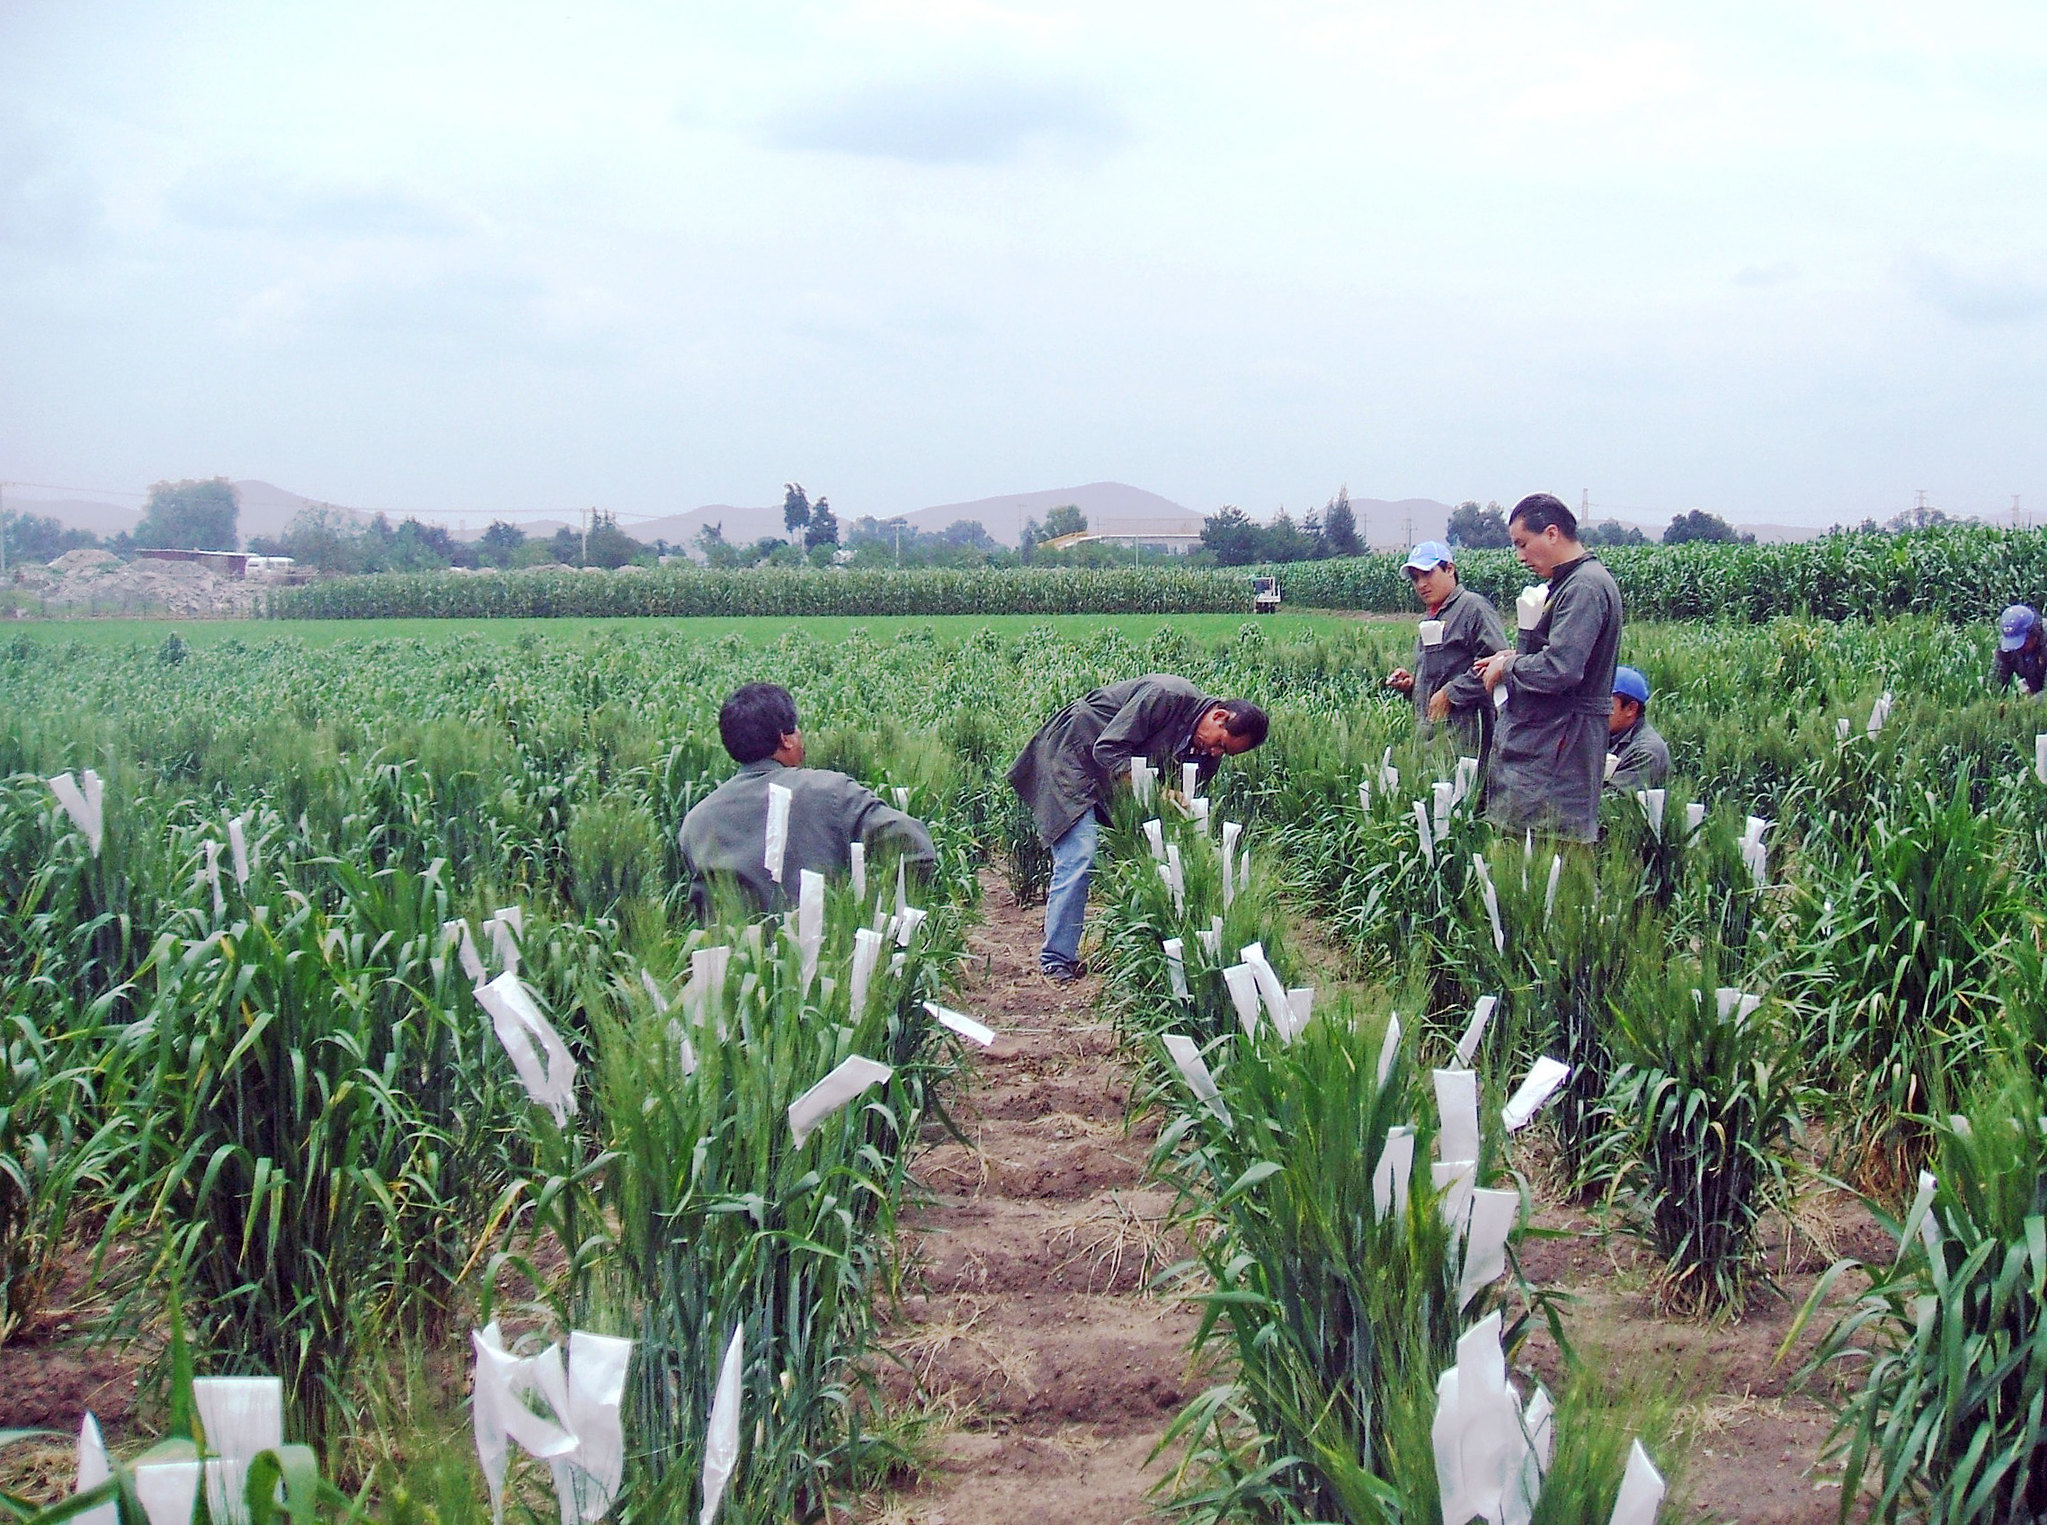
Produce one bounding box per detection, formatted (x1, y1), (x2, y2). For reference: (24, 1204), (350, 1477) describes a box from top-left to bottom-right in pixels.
(1487, 555), (1624, 842)
(1605, 716), (1671, 795)
(1008, 674), (1217, 846)
(1414, 586), (1508, 752)
(677, 758), (935, 918)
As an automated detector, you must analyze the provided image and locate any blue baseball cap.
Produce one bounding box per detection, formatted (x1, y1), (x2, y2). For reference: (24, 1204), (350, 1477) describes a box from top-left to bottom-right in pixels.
(1999, 604), (2039, 652)
(1613, 666), (1651, 704)
(1403, 540), (1455, 572)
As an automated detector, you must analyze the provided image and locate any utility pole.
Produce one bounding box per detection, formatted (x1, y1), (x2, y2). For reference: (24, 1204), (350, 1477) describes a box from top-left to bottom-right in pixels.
(582, 507), (592, 565)
(1581, 488), (1590, 521)
(2014, 494), (2023, 528)
(0, 481), (8, 578)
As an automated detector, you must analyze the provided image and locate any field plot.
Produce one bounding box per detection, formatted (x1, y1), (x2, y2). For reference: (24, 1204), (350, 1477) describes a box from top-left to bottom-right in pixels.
(1, 613), (2043, 1524)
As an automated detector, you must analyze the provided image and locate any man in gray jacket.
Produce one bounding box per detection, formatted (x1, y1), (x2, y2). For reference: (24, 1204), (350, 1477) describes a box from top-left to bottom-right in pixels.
(678, 682), (935, 919)
(1009, 675), (1268, 982)
(1603, 666), (1671, 796)
(1383, 539), (1507, 756)
(1474, 495), (1623, 842)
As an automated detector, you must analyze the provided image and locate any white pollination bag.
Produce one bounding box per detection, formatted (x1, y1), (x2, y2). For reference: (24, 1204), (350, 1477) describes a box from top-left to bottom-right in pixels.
(763, 784), (792, 884)
(924, 1001), (996, 1047)
(699, 1325), (744, 1525)
(476, 972), (580, 1125)
(194, 1377), (284, 1525)
(47, 769), (105, 854)
(1372, 1125), (1414, 1221)
(73, 1414), (116, 1525)
(1163, 1034), (1232, 1127)
(1454, 996), (1498, 1068)
(1503, 1057), (1572, 1132)
(1162, 937), (1190, 1002)
(787, 1055), (893, 1146)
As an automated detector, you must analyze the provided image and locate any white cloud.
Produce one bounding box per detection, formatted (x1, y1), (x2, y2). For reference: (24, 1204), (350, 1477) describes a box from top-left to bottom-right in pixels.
(756, 70), (1128, 163)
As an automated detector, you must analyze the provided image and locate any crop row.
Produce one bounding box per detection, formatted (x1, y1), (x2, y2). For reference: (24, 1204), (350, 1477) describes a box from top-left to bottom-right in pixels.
(259, 524), (2047, 625)
(266, 564), (1256, 619)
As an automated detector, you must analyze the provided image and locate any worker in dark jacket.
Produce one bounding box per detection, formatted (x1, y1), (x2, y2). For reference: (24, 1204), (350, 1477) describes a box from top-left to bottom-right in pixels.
(1383, 540), (1507, 755)
(1604, 666), (1670, 795)
(1474, 495), (1624, 843)
(678, 682), (935, 919)
(1993, 604), (2046, 697)
(1009, 675), (1268, 982)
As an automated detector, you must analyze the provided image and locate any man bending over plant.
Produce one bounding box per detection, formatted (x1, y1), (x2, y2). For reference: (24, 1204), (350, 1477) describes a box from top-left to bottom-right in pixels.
(678, 682), (935, 919)
(1008, 675), (1268, 983)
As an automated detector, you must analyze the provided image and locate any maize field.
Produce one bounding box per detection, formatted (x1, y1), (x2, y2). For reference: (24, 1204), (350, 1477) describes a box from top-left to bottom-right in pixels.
(0, 608), (2044, 1524)
(265, 524), (2047, 627)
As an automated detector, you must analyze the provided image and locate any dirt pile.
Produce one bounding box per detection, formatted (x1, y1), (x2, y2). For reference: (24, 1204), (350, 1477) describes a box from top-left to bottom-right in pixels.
(7, 551), (277, 617)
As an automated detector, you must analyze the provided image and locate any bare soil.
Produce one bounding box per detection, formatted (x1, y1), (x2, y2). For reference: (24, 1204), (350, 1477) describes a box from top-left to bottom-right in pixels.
(867, 876), (1196, 1525)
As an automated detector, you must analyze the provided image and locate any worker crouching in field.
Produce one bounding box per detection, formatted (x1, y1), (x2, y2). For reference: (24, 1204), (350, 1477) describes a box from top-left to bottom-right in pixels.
(1009, 675), (1269, 983)
(1383, 540), (1507, 758)
(1994, 604), (2046, 697)
(678, 681), (935, 919)
(1604, 665), (1670, 794)
(1474, 495), (1623, 843)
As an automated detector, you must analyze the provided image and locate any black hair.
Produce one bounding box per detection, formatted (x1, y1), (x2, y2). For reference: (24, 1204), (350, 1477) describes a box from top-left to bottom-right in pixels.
(1217, 699), (1269, 748)
(719, 682), (800, 764)
(1508, 493), (1578, 539)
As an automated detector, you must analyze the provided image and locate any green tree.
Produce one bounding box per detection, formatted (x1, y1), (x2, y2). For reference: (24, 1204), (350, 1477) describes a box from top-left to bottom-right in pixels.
(1200, 505), (1264, 566)
(1322, 487), (1362, 556)
(783, 483), (812, 537)
(1582, 519), (1650, 547)
(804, 497), (839, 549)
(1446, 501), (1510, 549)
(1263, 507), (1319, 563)
(135, 477), (239, 550)
(1663, 508), (1739, 545)
(476, 520), (527, 568)
(1041, 504), (1088, 539)
(275, 505), (365, 573)
(696, 522), (746, 568)
(0, 510), (99, 564)
(1885, 505), (1953, 532)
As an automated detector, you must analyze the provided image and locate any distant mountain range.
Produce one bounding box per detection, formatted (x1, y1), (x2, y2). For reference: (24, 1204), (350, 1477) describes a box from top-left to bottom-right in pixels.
(6, 478), (1844, 552)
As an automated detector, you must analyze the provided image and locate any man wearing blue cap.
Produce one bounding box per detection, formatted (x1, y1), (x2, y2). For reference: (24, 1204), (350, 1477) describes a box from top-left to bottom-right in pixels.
(1604, 666), (1670, 795)
(1384, 541), (1507, 753)
(1993, 604), (2045, 697)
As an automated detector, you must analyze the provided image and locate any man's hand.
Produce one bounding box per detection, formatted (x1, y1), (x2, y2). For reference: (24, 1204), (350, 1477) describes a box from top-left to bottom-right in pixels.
(1385, 668), (1415, 693)
(1426, 689), (1452, 722)
(1476, 651), (1512, 693)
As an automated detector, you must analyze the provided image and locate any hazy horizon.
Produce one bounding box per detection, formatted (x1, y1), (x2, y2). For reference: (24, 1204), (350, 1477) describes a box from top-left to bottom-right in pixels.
(4, 3), (2043, 531)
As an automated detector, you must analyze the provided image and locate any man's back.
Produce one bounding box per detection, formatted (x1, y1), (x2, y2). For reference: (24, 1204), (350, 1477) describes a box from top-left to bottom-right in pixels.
(1007, 673), (1213, 846)
(677, 759), (935, 916)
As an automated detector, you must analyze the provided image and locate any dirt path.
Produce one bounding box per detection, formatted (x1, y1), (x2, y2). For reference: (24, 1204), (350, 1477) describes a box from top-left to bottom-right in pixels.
(871, 874), (1194, 1525)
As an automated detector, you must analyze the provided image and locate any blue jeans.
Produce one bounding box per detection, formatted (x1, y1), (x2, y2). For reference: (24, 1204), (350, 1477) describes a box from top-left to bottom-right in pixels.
(1041, 815), (1098, 971)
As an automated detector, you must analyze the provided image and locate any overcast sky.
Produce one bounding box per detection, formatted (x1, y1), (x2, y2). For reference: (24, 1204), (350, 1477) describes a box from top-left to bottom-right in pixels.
(3, 1), (2044, 528)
